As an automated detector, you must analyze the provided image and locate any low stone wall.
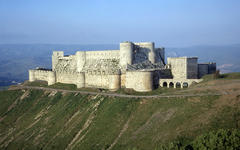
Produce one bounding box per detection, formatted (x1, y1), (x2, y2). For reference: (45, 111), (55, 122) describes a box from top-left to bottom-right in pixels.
(125, 71), (153, 92)
(85, 74), (109, 89)
(56, 72), (85, 88)
(29, 70), (56, 85)
(84, 73), (120, 91)
(198, 63), (217, 78)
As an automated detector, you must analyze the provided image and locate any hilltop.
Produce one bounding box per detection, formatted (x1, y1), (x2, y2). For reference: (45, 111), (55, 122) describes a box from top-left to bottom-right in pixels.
(0, 73), (240, 149)
(0, 44), (240, 88)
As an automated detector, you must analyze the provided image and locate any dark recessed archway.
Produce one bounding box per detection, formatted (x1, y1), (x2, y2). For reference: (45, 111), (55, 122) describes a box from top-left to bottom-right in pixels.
(163, 82), (167, 87)
(183, 82), (188, 88)
(176, 82), (181, 88)
(169, 82), (174, 88)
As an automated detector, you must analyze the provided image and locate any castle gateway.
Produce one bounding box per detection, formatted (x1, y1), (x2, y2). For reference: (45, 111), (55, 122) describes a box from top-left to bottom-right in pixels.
(29, 42), (216, 92)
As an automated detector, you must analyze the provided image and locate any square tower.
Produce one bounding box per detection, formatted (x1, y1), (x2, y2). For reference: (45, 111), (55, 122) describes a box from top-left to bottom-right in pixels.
(167, 57), (198, 79)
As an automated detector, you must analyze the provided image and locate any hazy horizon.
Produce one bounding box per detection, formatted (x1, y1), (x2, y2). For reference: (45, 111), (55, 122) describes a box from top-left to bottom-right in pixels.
(0, 43), (240, 49)
(1, 0), (240, 47)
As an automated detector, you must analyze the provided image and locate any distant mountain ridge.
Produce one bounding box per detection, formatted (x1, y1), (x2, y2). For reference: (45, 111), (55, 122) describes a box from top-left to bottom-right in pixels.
(0, 44), (239, 86)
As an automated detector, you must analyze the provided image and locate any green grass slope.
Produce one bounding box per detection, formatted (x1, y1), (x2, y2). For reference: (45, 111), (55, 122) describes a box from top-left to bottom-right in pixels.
(1, 75), (240, 149)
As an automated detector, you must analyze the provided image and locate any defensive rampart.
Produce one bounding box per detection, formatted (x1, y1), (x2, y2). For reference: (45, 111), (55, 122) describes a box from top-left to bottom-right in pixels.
(56, 72), (85, 88)
(29, 70), (56, 85)
(125, 70), (153, 92)
(85, 73), (120, 91)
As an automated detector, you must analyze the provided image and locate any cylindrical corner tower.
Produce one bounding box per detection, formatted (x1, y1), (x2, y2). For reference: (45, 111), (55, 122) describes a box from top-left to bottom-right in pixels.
(136, 71), (153, 92)
(108, 74), (121, 91)
(125, 70), (153, 92)
(76, 51), (86, 72)
(52, 51), (64, 71)
(48, 71), (56, 85)
(145, 42), (155, 64)
(29, 70), (35, 82)
(76, 73), (85, 88)
(120, 42), (133, 71)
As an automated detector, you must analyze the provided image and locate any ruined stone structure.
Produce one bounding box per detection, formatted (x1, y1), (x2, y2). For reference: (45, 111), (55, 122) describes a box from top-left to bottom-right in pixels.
(29, 42), (216, 92)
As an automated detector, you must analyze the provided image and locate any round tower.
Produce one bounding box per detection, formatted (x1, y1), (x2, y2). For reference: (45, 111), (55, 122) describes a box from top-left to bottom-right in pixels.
(48, 71), (56, 85)
(76, 51), (86, 72)
(29, 70), (35, 82)
(120, 42), (133, 71)
(144, 42), (155, 64)
(125, 70), (153, 92)
(108, 74), (121, 91)
(76, 73), (85, 88)
(52, 51), (64, 71)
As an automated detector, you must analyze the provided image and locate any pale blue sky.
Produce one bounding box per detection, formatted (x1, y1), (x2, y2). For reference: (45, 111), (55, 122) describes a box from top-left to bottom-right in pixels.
(0, 0), (240, 47)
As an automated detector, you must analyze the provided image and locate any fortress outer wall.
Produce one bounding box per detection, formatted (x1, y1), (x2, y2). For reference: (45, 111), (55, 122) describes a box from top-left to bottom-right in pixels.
(29, 70), (56, 85)
(125, 71), (153, 92)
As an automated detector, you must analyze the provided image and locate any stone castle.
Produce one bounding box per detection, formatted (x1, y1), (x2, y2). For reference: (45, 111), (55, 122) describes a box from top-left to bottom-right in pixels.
(29, 42), (216, 92)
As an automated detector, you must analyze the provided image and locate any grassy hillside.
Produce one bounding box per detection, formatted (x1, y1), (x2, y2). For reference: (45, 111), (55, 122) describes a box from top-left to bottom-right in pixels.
(0, 75), (240, 149)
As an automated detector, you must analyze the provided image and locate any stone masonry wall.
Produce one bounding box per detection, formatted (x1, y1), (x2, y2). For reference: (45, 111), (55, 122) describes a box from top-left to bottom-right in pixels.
(52, 50), (120, 73)
(84, 73), (120, 90)
(155, 48), (165, 65)
(167, 57), (187, 79)
(56, 72), (85, 88)
(29, 70), (56, 85)
(125, 71), (153, 92)
(52, 54), (77, 73)
(187, 57), (198, 79)
(208, 63), (217, 74)
(133, 42), (155, 64)
(198, 64), (209, 78)
(198, 63), (217, 78)
(85, 74), (109, 89)
(120, 74), (126, 87)
(52, 51), (64, 71)
(85, 50), (120, 60)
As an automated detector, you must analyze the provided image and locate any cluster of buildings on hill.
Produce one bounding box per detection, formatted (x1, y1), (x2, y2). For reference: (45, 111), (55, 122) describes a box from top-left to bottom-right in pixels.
(29, 42), (216, 92)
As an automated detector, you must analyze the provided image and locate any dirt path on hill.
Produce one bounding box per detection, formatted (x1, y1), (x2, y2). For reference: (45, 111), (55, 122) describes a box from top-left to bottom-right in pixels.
(107, 117), (131, 150)
(66, 97), (104, 150)
(8, 85), (228, 99)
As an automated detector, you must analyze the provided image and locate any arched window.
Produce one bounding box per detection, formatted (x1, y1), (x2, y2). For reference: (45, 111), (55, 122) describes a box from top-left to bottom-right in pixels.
(176, 82), (181, 88)
(163, 82), (167, 87)
(183, 82), (188, 88)
(169, 82), (174, 88)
